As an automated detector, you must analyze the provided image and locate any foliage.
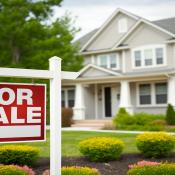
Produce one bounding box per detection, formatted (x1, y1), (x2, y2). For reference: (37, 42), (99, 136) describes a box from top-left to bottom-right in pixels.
(0, 0), (83, 71)
(62, 108), (73, 127)
(166, 104), (175, 125)
(79, 137), (124, 162)
(0, 145), (39, 166)
(128, 160), (160, 169)
(136, 132), (175, 158)
(113, 108), (166, 131)
(0, 165), (35, 175)
(61, 167), (100, 175)
(128, 163), (175, 175)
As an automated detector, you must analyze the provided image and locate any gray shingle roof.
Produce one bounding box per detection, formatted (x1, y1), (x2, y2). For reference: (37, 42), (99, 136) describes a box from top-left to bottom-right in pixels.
(76, 17), (175, 50)
(153, 17), (175, 35)
(75, 29), (98, 48)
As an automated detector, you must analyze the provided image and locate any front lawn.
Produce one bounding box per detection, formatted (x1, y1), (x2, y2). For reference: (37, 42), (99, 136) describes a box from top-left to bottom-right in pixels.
(3, 131), (175, 158)
(4, 131), (138, 157)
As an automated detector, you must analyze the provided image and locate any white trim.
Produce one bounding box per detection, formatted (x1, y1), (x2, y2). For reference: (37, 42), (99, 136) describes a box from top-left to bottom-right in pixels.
(78, 64), (121, 77)
(122, 51), (126, 73)
(113, 19), (175, 49)
(131, 44), (167, 69)
(136, 81), (168, 107)
(81, 8), (139, 52)
(94, 84), (98, 119)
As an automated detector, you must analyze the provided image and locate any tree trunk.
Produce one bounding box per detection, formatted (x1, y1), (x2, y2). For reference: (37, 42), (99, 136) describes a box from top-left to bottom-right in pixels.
(12, 46), (20, 64)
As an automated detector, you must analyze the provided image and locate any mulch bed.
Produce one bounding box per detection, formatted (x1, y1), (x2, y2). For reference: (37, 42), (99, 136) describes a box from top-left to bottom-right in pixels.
(33, 154), (175, 175)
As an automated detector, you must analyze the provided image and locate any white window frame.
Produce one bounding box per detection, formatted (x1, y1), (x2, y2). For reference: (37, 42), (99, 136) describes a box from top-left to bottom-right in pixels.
(97, 54), (120, 70)
(118, 18), (128, 33)
(61, 88), (75, 108)
(136, 81), (168, 107)
(132, 45), (166, 69)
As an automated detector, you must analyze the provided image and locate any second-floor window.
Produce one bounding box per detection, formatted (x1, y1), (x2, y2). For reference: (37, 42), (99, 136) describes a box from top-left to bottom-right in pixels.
(98, 54), (119, 69)
(133, 45), (165, 68)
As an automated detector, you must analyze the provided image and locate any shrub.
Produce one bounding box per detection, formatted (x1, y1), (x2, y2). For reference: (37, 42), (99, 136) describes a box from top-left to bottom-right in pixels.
(113, 109), (166, 131)
(0, 145), (40, 166)
(61, 167), (100, 175)
(79, 137), (124, 162)
(166, 104), (175, 125)
(0, 165), (35, 175)
(62, 108), (73, 127)
(128, 163), (175, 175)
(136, 132), (175, 158)
(113, 108), (134, 128)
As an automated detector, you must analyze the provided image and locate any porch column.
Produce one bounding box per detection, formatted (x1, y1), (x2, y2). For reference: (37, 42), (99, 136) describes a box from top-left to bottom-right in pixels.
(168, 76), (175, 106)
(73, 83), (85, 120)
(119, 80), (133, 114)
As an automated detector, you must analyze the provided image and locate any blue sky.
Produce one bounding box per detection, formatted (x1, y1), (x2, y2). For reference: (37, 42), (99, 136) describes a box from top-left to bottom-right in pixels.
(54, 0), (175, 39)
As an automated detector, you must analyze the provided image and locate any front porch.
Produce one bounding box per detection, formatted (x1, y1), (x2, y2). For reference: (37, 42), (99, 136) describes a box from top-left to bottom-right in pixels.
(70, 76), (175, 120)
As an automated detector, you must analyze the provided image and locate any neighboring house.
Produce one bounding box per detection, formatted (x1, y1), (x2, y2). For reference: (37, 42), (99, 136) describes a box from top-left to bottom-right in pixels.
(62, 8), (175, 120)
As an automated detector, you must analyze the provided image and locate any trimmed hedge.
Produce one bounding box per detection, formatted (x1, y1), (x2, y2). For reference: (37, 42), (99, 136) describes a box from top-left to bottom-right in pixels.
(0, 165), (35, 175)
(128, 163), (175, 175)
(79, 137), (124, 162)
(0, 145), (39, 166)
(62, 108), (73, 127)
(113, 108), (166, 131)
(62, 167), (100, 175)
(136, 132), (175, 158)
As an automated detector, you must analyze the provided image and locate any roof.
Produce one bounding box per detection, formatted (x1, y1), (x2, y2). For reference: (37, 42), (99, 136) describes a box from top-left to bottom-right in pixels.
(75, 29), (98, 48)
(76, 16), (175, 50)
(153, 17), (175, 35)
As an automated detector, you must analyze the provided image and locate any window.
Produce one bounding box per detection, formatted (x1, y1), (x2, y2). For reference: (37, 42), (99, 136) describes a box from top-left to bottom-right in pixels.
(144, 49), (153, 66)
(138, 82), (167, 106)
(67, 89), (75, 107)
(134, 51), (141, 67)
(133, 45), (165, 68)
(155, 83), (167, 104)
(118, 18), (127, 33)
(110, 54), (117, 68)
(98, 54), (119, 69)
(139, 84), (151, 105)
(156, 48), (163, 65)
(61, 89), (75, 108)
(61, 91), (65, 107)
(99, 55), (108, 68)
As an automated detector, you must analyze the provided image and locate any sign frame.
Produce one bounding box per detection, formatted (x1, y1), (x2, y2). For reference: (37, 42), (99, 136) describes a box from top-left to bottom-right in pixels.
(0, 56), (79, 175)
(0, 82), (46, 143)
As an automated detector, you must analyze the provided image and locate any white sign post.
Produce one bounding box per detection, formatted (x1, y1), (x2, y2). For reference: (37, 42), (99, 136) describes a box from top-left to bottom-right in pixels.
(0, 56), (78, 175)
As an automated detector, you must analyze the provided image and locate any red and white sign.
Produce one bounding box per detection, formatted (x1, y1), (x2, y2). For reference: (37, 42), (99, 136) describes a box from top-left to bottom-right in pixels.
(0, 83), (46, 142)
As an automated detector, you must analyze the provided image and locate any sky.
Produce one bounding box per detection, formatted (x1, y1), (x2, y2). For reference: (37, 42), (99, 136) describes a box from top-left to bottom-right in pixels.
(54, 0), (175, 39)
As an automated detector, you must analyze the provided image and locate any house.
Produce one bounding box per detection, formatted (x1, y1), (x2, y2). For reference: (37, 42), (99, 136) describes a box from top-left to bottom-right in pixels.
(62, 8), (175, 121)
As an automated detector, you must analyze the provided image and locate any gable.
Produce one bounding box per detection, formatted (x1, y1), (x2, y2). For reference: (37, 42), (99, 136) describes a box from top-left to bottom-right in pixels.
(121, 22), (172, 48)
(83, 11), (138, 52)
(78, 65), (120, 78)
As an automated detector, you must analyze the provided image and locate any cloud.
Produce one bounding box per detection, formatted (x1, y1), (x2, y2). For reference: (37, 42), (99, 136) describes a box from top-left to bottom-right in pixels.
(55, 0), (175, 39)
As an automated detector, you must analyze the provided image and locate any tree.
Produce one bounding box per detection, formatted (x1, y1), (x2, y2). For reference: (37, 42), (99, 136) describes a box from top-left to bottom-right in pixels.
(166, 104), (175, 125)
(0, 0), (83, 71)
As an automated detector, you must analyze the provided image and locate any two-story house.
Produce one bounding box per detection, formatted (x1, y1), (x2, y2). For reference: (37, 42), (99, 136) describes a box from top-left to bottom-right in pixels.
(62, 8), (175, 121)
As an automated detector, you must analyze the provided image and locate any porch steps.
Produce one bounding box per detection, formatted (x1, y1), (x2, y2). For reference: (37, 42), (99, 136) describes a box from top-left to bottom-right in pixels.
(72, 120), (113, 129)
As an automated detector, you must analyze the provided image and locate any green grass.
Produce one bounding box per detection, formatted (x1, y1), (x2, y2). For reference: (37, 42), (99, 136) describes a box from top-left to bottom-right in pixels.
(3, 131), (138, 157)
(2, 131), (175, 157)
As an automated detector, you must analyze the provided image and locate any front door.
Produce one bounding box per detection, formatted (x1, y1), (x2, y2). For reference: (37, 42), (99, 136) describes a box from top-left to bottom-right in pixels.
(104, 87), (112, 117)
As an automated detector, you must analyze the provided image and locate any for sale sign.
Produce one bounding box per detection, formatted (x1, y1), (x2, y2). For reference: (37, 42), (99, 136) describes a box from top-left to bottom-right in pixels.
(0, 83), (46, 142)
